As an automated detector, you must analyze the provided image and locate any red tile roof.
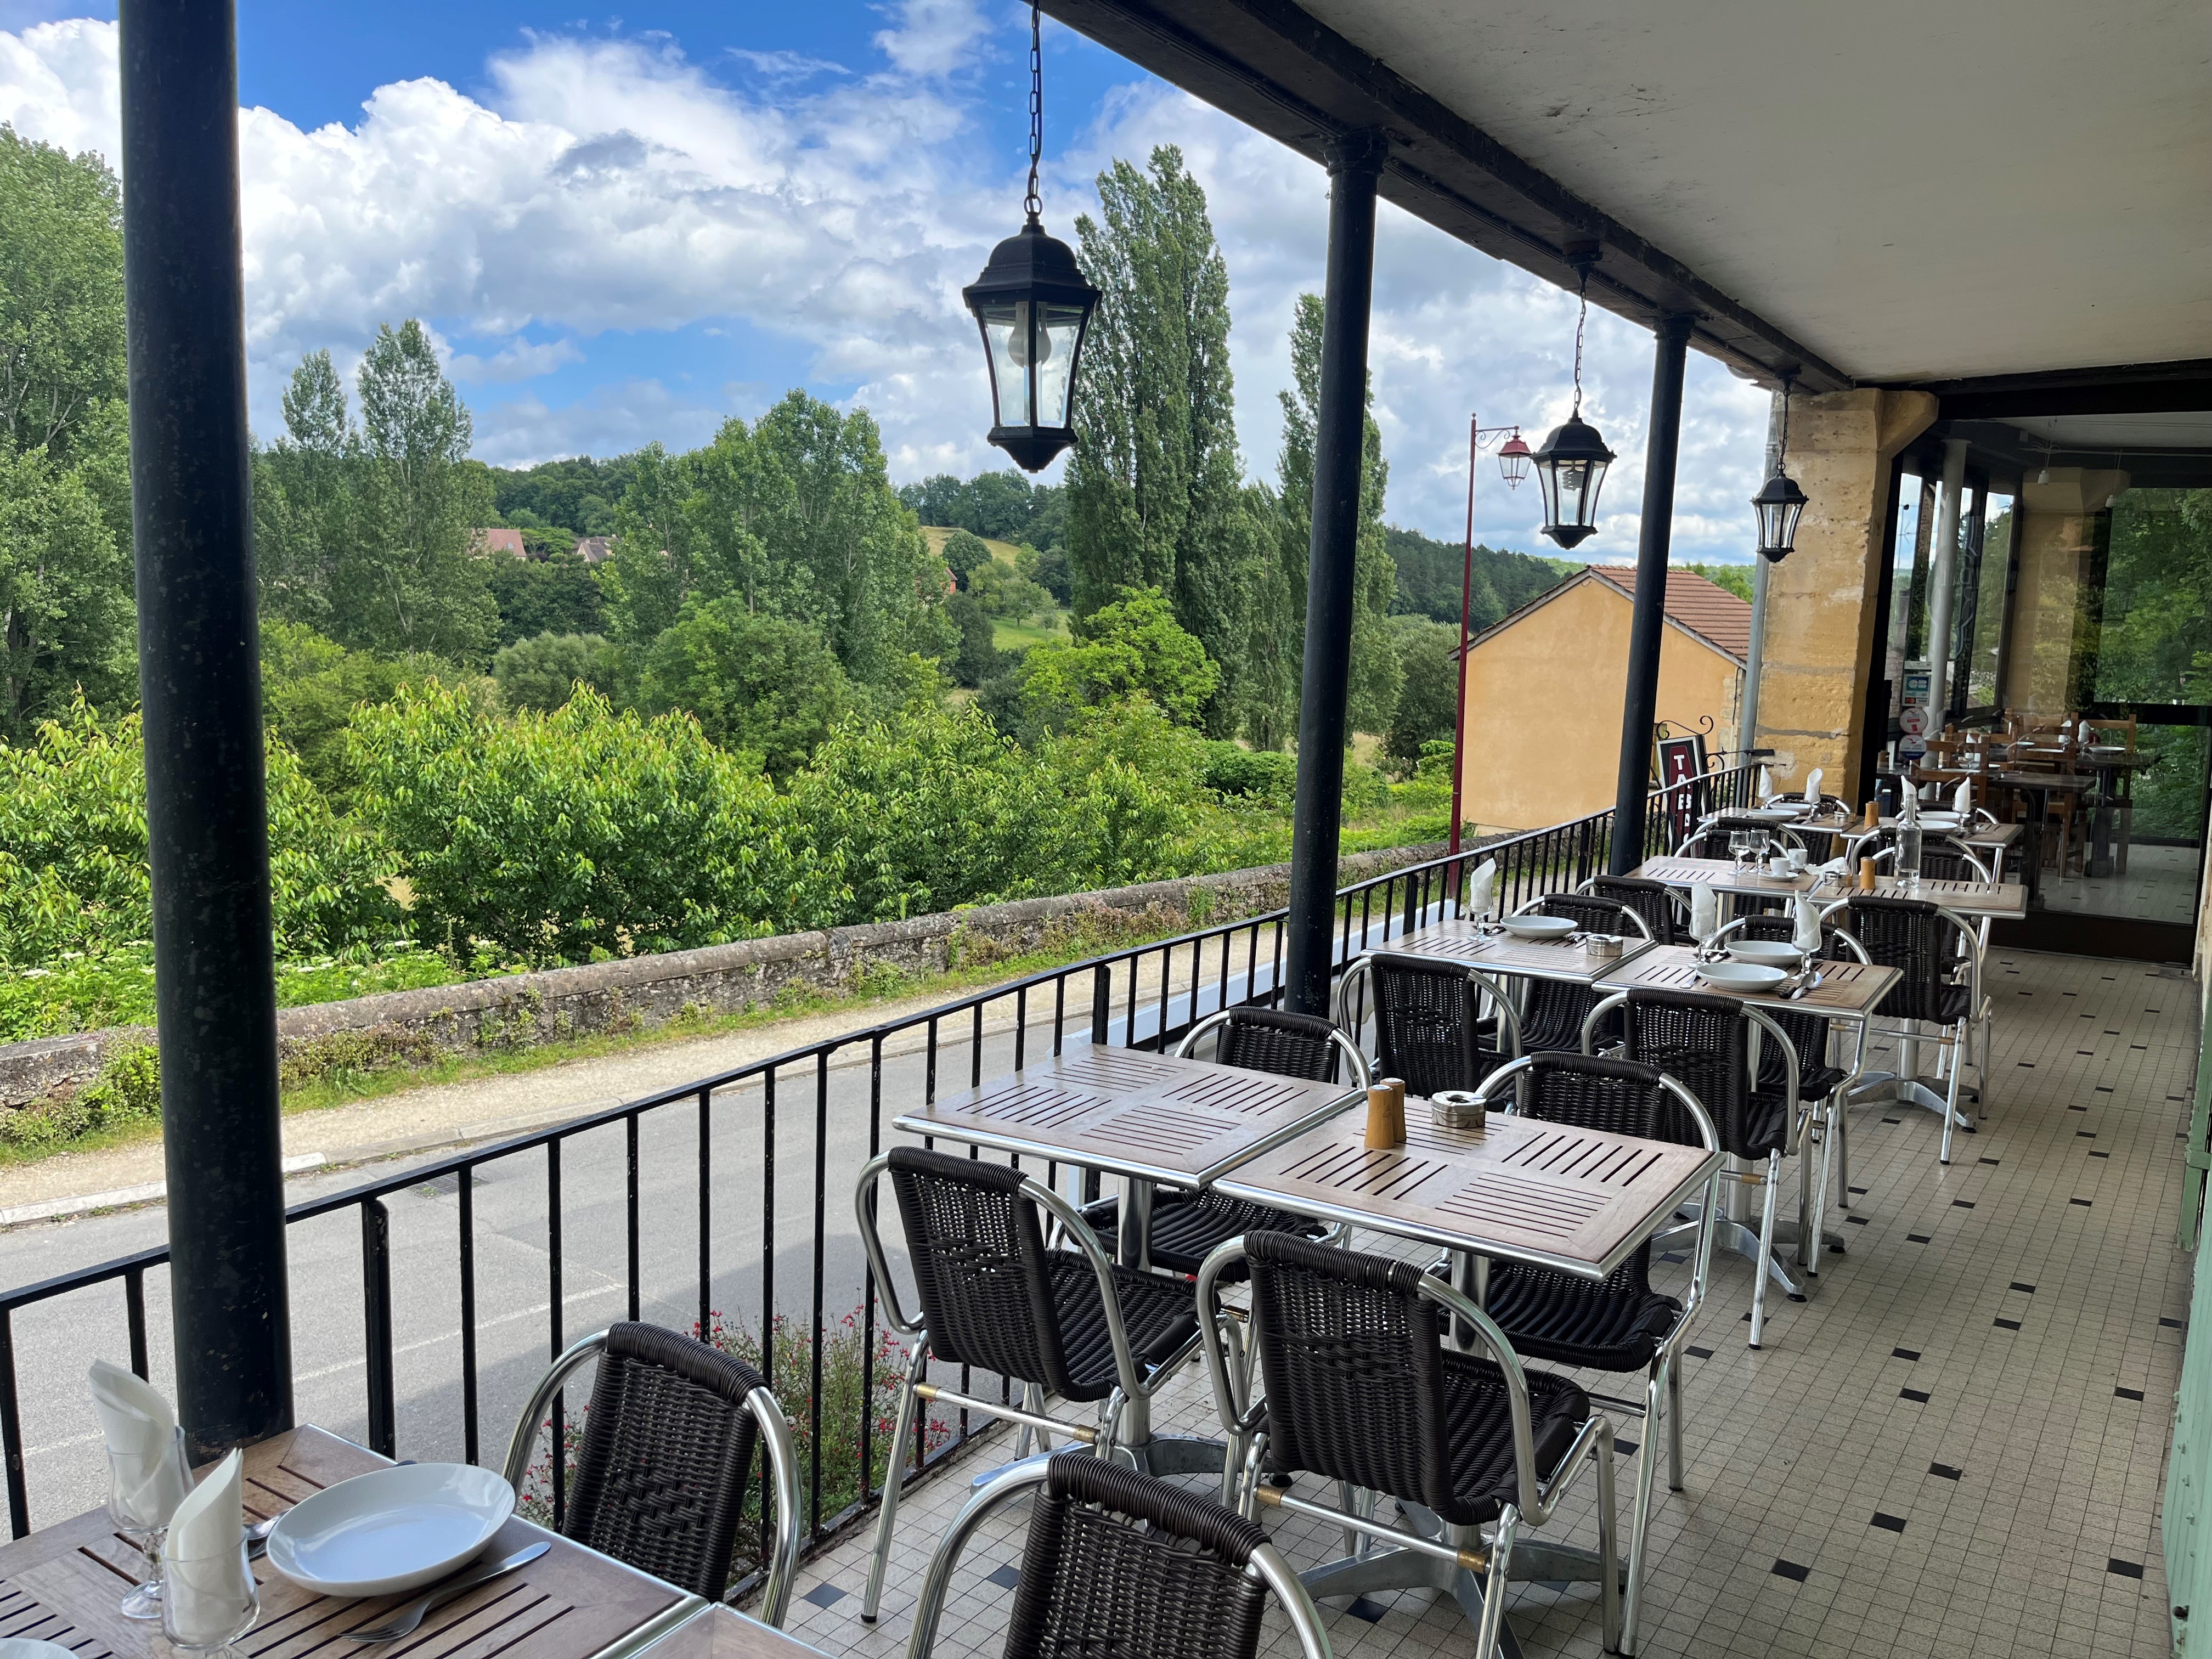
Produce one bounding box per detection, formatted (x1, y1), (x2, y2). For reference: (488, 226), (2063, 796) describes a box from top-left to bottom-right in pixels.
(1587, 565), (1752, 664)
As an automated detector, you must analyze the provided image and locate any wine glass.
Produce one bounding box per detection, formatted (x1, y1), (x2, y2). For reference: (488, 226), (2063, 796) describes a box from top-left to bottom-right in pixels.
(108, 1424), (193, 1618)
(1727, 830), (1756, 872)
(161, 1536), (259, 1659)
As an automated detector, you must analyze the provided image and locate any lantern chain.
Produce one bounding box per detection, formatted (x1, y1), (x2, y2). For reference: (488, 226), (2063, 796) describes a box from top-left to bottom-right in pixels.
(1024, 4), (1043, 222)
(1570, 263), (1589, 419)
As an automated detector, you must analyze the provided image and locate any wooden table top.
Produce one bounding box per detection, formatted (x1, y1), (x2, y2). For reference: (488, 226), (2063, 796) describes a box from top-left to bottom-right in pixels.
(1380, 918), (1661, 985)
(1629, 858), (2026, 919)
(637, 1604), (823, 1659)
(1990, 771), (2096, 791)
(0, 1426), (709, 1659)
(1796, 812), (2021, 849)
(1213, 1108), (1718, 1281)
(1593, 945), (1900, 1018)
(893, 1047), (1361, 1189)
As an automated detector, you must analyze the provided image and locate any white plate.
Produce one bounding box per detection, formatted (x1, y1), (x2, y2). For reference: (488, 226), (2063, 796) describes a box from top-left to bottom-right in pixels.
(1692, 961), (1788, 992)
(266, 1463), (515, 1598)
(1745, 805), (1802, 821)
(1, 1642), (83, 1659)
(1727, 941), (1803, 968)
(1918, 813), (1963, 830)
(1499, 915), (1577, 940)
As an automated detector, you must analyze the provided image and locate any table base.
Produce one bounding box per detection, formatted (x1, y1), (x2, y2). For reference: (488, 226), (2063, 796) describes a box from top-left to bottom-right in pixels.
(1851, 1073), (1974, 1130)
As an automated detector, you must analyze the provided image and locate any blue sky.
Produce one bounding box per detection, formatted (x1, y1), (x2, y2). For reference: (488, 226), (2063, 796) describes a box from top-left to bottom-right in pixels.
(0, 0), (1769, 558)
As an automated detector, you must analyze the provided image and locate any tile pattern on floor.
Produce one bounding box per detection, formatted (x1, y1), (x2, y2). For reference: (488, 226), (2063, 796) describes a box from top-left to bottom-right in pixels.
(771, 948), (2198, 1659)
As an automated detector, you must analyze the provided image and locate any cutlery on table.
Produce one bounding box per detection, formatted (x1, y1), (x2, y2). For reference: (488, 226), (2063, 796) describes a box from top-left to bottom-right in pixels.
(245, 1516), (277, 1559)
(342, 1542), (550, 1643)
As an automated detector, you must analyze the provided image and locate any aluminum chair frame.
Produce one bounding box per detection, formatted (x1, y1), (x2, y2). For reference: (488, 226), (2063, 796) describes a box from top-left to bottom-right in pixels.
(1330, 954), (1527, 1081)
(904, 1456), (1335, 1659)
(1469, 1056), (1718, 1655)
(1821, 897), (1994, 1165)
(1576, 874), (1689, 942)
(501, 1327), (803, 1627)
(1508, 891), (1656, 939)
(1172, 1006), (1373, 1088)
(1673, 814), (1805, 859)
(852, 1152), (1205, 1622)
(1581, 992), (1803, 1350)
(1196, 1240), (1620, 1659)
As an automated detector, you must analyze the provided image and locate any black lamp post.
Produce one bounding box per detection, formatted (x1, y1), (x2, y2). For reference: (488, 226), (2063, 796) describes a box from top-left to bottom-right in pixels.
(1752, 380), (1808, 561)
(1532, 253), (1615, 549)
(962, 5), (1097, 473)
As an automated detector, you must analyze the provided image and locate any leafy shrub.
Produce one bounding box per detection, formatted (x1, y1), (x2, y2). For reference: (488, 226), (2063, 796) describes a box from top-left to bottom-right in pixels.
(1199, 741), (1296, 802)
(261, 620), (458, 806)
(637, 603), (850, 778)
(1017, 586), (1218, 733)
(0, 697), (399, 967)
(350, 684), (835, 962)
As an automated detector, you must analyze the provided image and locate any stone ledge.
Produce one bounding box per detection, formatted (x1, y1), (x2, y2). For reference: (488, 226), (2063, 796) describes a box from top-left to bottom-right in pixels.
(0, 842), (1447, 1113)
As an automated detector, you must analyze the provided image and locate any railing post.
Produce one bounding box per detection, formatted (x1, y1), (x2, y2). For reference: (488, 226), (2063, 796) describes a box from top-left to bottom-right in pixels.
(0, 1308), (26, 1539)
(360, 1200), (395, 1459)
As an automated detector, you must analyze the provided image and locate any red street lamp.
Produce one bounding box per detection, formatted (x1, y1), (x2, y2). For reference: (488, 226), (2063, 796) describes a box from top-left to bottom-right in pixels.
(1449, 416), (1530, 860)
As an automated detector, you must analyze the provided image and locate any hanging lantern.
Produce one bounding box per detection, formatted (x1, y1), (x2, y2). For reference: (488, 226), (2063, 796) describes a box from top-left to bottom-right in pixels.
(961, 5), (1097, 473)
(1533, 255), (1614, 548)
(1497, 432), (1531, 489)
(1751, 379), (1807, 561)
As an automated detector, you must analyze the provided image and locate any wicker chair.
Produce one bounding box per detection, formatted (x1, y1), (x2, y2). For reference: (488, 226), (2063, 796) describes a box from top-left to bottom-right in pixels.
(905, 1453), (1333, 1659)
(500, 1323), (801, 1618)
(854, 1147), (1203, 1621)
(1078, 1008), (1367, 1277)
(1581, 874), (1684, 944)
(1833, 893), (1991, 1165)
(1468, 1053), (1718, 1656)
(1582, 988), (1805, 1349)
(1196, 1233), (1618, 1659)
(1334, 951), (1523, 1098)
(1507, 893), (1651, 1053)
(1674, 812), (1802, 860)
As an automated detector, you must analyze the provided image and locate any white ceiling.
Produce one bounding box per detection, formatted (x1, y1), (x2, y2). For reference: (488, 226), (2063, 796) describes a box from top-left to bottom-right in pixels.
(2001, 412), (2212, 453)
(1299, 0), (2212, 383)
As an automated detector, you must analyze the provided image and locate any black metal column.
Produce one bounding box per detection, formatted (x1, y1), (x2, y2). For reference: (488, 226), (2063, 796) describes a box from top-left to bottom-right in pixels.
(121, 0), (293, 1455)
(1607, 315), (1694, 874)
(1283, 131), (1385, 1016)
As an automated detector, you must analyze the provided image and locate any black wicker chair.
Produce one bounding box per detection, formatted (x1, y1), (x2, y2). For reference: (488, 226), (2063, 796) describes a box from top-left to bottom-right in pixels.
(1335, 951), (1522, 1098)
(1195, 1233), (1618, 1659)
(499, 1322), (801, 1617)
(1506, 893), (1651, 1053)
(905, 1453), (1333, 1659)
(1836, 893), (1990, 1166)
(1583, 874), (1684, 944)
(1078, 1008), (1366, 1277)
(854, 1146), (1203, 1621)
(1674, 812), (1802, 860)
(1583, 987), (1805, 1349)
(1468, 1053), (1719, 1657)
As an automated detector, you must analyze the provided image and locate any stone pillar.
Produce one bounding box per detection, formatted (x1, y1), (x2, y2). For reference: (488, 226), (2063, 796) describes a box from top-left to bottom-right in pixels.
(2002, 468), (2129, 713)
(1750, 389), (1937, 804)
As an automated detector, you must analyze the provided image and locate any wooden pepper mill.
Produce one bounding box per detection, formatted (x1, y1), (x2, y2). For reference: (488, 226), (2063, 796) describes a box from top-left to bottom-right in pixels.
(1858, 856), (1878, 892)
(1364, 1077), (1407, 1149)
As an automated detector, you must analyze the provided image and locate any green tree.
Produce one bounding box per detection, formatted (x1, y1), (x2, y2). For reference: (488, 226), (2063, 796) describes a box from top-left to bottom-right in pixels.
(942, 529), (991, 591)
(253, 349), (356, 631)
(485, 544), (605, 644)
(1382, 616), (1460, 773)
(1256, 293), (1399, 742)
(0, 126), (126, 465)
(1068, 147), (1251, 733)
(944, 590), (1000, 689)
(335, 321), (500, 661)
(636, 602), (851, 778)
(492, 631), (614, 715)
(1018, 585), (1219, 733)
(259, 618), (456, 807)
(966, 558), (1053, 623)
(1676, 561), (1753, 602)
(1382, 524), (1568, 627)
(349, 684), (831, 962)
(0, 443), (132, 738)
(1018, 541), (1074, 607)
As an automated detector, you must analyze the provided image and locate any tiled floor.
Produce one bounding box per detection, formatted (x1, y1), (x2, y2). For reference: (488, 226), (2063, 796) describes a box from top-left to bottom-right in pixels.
(2042, 844), (2202, 926)
(773, 948), (2199, 1659)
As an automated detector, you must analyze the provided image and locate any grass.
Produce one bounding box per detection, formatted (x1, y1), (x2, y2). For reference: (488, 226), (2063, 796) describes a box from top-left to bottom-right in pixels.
(990, 614), (1066, 650)
(916, 526), (1026, 565)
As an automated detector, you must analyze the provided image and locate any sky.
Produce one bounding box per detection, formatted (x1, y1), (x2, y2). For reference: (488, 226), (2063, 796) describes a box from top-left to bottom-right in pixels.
(0, 0), (1772, 560)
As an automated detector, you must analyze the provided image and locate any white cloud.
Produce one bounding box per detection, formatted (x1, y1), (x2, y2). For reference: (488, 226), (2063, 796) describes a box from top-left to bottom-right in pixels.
(0, 14), (1768, 556)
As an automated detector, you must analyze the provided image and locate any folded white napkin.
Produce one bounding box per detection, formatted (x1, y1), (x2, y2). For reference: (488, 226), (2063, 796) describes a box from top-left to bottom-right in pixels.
(1689, 883), (1718, 943)
(1953, 779), (1972, 815)
(1467, 858), (1497, 922)
(90, 1359), (189, 1526)
(1792, 894), (1824, 955)
(163, 1449), (249, 1647)
(1802, 767), (1824, 805)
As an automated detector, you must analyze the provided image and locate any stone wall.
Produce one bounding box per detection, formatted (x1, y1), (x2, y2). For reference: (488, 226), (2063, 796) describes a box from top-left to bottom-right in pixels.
(0, 843), (1448, 1114)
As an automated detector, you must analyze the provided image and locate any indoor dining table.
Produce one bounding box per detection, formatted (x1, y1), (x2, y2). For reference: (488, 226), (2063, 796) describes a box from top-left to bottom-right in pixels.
(0, 1425), (825, 1659)
(1628, 856), (2027, 920)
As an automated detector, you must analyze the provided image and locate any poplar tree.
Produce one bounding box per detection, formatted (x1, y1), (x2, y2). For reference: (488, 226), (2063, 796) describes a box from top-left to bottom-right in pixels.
(1066, 146), (1254, 737)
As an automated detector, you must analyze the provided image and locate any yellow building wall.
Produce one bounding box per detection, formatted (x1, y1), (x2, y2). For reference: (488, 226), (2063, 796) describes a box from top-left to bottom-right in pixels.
(1457, 579), (1744, 833)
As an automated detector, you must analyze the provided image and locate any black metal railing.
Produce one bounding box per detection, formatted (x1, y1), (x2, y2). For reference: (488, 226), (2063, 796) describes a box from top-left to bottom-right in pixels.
(0, 763), (1758, 1582)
